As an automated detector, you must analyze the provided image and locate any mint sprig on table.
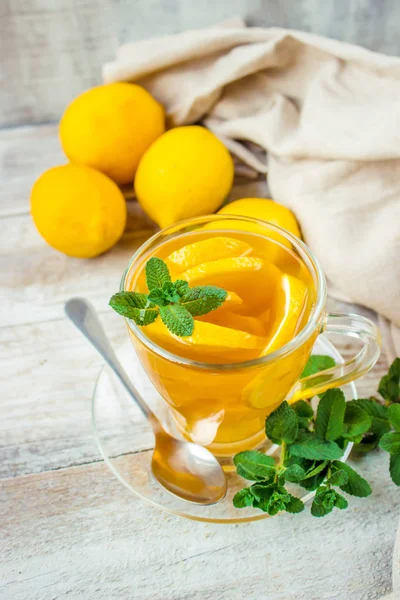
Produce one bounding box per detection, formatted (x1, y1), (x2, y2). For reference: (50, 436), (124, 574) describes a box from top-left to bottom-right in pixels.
(233, 356), (400, 518)
(109, 257), (227, 337)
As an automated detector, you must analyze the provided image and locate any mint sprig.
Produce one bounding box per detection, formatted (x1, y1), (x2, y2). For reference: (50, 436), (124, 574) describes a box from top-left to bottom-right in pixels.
(301, 354), (336, 378)
(378, 357), (400, 403)
(108, 292), (158, 325)
(179, 286), (228, 317)
(159, 304), (194, 337)
(109, 257), (227, 337)
(145, 257), (171, 290)
(233, 355), (400, 518)
(379, 403), (400, 484)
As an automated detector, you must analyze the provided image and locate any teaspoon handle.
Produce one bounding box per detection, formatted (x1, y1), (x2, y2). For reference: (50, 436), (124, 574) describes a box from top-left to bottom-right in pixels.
(65, 298), (156, 424)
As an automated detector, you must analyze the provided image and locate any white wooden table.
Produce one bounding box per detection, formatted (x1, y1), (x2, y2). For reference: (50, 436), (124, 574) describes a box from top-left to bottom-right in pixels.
(1, 124), (398, 600)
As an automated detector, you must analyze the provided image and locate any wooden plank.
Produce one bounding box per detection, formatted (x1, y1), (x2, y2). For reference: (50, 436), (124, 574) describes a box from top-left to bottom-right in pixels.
(0, 311), (154, 479)
(0, 302), (389, 479)
(0, 124), (64, 217)
(0, 0), (116, 127)
(0, 204), (157, 328)
(119, 0), (400, 55)
(2, 1), (399, 129)
(1, 454), (396, 600)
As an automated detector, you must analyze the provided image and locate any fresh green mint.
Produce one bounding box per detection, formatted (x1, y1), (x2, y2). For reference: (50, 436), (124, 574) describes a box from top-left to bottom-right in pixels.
(233, 451), (276, 481)
(379, 403), (400, 483)
(233, 355), (400, 518)
(265, 401), (298, 445)
(145, 256), (171, 290)
(108, 291), (158, 325)
(301, 354), (336, 378)
(314, 388), (346, 441)
(378, 357), (400, 403)
(109, 256), (227, 337)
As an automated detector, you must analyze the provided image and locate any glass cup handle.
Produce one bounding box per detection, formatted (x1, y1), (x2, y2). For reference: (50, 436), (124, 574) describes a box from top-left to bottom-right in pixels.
(293, 312), (381, 401)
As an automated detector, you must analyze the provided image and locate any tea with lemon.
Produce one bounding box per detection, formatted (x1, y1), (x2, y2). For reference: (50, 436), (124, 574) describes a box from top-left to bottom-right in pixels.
(127, 229), (317, 455)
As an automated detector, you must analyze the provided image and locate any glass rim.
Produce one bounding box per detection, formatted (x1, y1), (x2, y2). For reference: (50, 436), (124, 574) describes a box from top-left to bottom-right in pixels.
(120, 214), (327, 371)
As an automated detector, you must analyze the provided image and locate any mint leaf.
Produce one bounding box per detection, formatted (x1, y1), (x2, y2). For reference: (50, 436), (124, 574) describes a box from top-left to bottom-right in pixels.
(285, 496), (305, 514)
(355, 398), (388, 418)
(311, 501), (330, 517)
(327, 469), (348, 487)
(292, 400), (314, 419)
(353, 433), (381, 454)
(334, 491), (349, 510)
(240, 483), (293, 513)
(315, 389), (346, 441)
(303, 460), (329, 480)
(179, 285), (227, 317)
(290, 433), (343, 460)
(379, 432), (400, 454)
(267, 488), (291, 516)
(265, 401), (299, 445)
(145, 257), (171, 291)
(390, 454), (400, 485)
(311, 487), (337, 517)
(147, 287), (170, 306)
(388, 404), (400, 432)
(285, 455), (313, 469)
(284, 464), (306, 482)
(355, 399), (389, 429)
(301, 355), (336, 378)
(378, 357), (400, 403)
(159, 304), (194, 337)
(312, 485), (349, 515)
(311, 487), (348, 516)
(297, 417), (311, 430)
(161, 282), (181, 303)
(250, 482), (275, 501)
(332, 461), (372, 497)
(109, 292), (159, 325)
(174, 280), (190, 297)
(233, 451), (276, 481)
(352, 399), (390, 451)
(233, 488), (254, 508)
(342, 401), (372, 439)
(300, 469), (328, 491)
(252, 498), (270, 512)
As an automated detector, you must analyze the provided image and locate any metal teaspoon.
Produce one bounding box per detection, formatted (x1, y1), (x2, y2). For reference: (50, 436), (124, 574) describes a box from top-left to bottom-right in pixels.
(65, 298), (227, 505)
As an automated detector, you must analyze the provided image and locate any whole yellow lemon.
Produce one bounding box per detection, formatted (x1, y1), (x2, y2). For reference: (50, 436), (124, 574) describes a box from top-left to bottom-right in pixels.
(31, 164), (127, 258)
(59, 83), (165, 184)
(217, 198), (301, 238)
(134, 126), (234, 228)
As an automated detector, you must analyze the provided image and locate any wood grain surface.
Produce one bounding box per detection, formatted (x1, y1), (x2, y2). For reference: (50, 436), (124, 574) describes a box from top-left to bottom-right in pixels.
(0, 125), (398, 600)
(1, 454), (397, 600)
(2, 1), (399, 127)
(1, 0), (116, 127)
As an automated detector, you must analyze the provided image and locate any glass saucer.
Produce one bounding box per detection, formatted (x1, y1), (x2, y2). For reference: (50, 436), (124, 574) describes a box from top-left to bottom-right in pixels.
(92, 335), (356, 523)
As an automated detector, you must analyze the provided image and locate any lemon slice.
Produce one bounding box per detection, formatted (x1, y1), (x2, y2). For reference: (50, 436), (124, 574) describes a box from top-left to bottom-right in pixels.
(167, 236), (251, 272)
(181, 256), (282, 312)
(203, 198), (302, 267)
(197, 311), (266, 337)
(264, 274), (308, 354)
(221, 291), (243, 310)
(181, 256), (265, 285)
(145, 318), (266, 363)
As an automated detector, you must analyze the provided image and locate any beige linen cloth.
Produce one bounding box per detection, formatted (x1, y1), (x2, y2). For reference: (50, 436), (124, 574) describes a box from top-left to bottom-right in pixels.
(103, 18), (400, 360)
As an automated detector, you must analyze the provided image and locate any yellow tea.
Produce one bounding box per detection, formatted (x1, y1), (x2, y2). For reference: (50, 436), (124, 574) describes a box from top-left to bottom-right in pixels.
(126, 228), (318, 455)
